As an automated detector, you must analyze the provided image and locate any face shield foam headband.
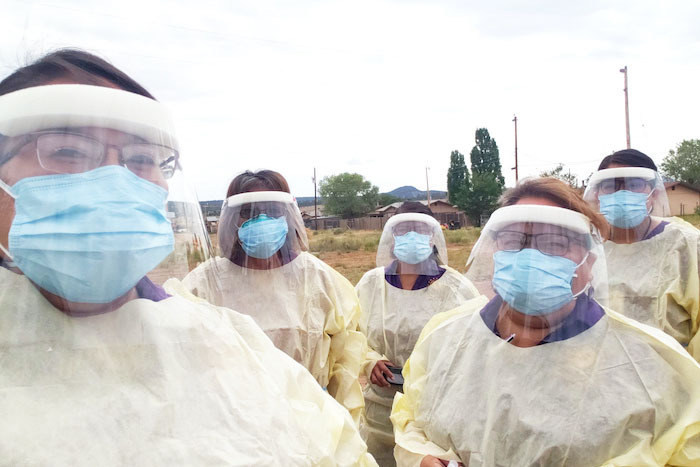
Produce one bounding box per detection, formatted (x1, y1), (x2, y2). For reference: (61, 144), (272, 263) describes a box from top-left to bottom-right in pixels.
(0, 84), (179, 153)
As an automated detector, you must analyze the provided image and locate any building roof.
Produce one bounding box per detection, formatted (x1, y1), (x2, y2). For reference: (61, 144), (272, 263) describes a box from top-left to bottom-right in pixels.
(299, 205), (326, 216)
(664, 181), (700, 193)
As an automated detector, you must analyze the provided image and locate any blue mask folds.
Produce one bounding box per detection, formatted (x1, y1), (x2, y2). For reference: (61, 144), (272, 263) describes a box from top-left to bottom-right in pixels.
(393, 231), (433, 265)
(598, 190), (650, 228)
(7, 166), (174, 304)
(238, 214), (289, 259)
(492, 248), (585, 316)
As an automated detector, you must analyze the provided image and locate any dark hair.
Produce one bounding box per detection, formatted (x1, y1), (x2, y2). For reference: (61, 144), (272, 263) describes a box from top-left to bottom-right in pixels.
(396, 201), (434, 216)
(227, 170), (290, 197)
(598, 149), (657, 171)
(0, 49), (154, 99)
(501, 177), (610, 239)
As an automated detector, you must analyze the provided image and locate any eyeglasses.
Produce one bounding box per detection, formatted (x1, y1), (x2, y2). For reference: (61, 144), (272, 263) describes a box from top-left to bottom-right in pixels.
(238, 202), (286, 220)
(4, 131), (179, 181)
(392, 222), (434, 236)
(495, 230), (586, 256)
(598, 177), (651, 194)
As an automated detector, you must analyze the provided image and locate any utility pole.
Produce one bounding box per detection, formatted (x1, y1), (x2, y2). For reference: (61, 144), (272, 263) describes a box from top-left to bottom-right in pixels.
(620, 66), (631, 149)
(425, 167), (431, 205)
(313, 168), (318, 230)
(512, 115), (519, 182)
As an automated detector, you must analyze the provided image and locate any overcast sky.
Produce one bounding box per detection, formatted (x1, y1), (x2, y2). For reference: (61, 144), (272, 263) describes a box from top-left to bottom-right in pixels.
(2, 0), (699, 200)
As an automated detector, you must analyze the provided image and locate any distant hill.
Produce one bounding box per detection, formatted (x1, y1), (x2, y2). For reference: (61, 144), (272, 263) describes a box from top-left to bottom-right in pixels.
(387, 186), (447, 200)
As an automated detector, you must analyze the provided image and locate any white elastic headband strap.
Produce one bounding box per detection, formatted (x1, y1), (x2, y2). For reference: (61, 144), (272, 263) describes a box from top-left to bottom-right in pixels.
(0, 84), (179, 150)
(486, 205), (591, 235)
(224, 191), (295, 208)
(385, 213), (440, 230)
(588, 167), (657, 187)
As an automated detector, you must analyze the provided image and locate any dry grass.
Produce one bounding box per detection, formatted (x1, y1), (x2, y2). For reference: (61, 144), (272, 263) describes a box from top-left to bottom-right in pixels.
(680, 214), (700, 228)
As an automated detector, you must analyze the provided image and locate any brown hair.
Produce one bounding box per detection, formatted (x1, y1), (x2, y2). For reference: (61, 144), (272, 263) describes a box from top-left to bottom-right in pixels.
(0, 48), (154, 98)
(500, 177), (610, 239)
(226, 170), (290, 197)
(396, 201), (434, 216)
(598, 148), (657, 171)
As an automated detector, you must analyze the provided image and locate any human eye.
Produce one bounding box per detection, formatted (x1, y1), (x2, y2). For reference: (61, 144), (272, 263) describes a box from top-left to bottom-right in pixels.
(627, 178), (647, 192)
(599, 180), (616, 194)
(37, 134), (101, 173)
(538, 234), (568, 255)
(497, 232), (524, 250)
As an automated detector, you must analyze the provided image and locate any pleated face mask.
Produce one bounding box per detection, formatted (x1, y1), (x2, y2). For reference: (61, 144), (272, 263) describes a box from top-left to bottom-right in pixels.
(6, 165), (174, 303)
(237, 214), (289, 259)
(598, 190), (650, 229)
(393, 231), (433, 265)
(492, 248), (588, 316)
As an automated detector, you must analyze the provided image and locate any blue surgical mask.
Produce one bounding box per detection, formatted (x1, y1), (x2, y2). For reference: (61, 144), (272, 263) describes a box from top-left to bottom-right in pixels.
(598, 190), (650, 228)
(393, 231), (433, 265)
(492, 248), (587, 316)
(4, 165), (174, 304)
(238, 214), (289, 259)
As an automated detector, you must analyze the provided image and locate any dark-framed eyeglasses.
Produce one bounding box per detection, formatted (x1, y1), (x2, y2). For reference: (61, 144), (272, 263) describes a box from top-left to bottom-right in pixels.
(495, 230), (586, 257)
(598, 177), (652, 194)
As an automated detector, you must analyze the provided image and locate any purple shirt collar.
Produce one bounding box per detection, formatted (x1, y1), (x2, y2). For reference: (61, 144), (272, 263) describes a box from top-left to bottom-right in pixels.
(384, 260), (446, 290)
(480, 292), (604, 344)
(135, 276), (170, 302)
(643, 220), (668, 240)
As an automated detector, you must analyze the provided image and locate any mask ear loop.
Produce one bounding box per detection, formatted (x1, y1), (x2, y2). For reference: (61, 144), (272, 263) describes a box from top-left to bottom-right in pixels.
(645, 187), (656, 216)
(0, 178), (16, 199)
(571, 251), (591, 298)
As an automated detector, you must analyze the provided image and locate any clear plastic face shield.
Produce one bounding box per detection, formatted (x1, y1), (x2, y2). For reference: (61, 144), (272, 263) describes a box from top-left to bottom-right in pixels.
(465, 205), (608, 325)
(217, 191), (308, 267)
(0, 84), (212, 308)
(583, 167), (671, 229)
(376, 213), (448, 276)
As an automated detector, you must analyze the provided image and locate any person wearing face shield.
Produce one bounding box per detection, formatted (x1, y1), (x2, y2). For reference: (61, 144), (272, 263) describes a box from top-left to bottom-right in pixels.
(391, 178), (700, 467)
(583, 149), (700, 361)
(0, 50), (376, 466)
(355, 202), (479, 466)
(182, 170), (367, 426)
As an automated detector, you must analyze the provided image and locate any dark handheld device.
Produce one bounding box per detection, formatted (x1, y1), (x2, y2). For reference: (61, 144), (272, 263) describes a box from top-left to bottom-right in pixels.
(385, 365), (404, 386)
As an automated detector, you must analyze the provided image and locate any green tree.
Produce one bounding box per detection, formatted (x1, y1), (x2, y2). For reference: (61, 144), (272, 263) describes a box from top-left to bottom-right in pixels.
(455, 128), (505, 226)
(540, 163), (579, 188)
(662, 139), (700, 185)
(319, 173), (380, 218)
(447, 150), (469, 205)
(470, 128), (505, 185)
(463, 172), (503, 224)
